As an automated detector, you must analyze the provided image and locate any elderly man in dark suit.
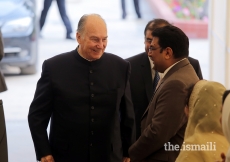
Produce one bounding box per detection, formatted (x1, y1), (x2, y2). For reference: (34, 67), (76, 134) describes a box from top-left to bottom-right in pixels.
(28, 14), (135, 162)
(128, 25), (199, 162)
(126, 19), (202, 139)
(0, 30), (8, 162)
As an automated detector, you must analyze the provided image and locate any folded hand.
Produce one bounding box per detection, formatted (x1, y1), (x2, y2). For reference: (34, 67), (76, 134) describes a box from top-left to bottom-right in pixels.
(123, 157), (131, 162)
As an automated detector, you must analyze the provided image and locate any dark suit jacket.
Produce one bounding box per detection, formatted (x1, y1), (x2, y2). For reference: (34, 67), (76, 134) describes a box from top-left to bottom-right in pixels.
(0, 100), (8, 162)
(126, 52), (202, 138)
(28, 49), (136, 162)
(128, 59), (199, 162)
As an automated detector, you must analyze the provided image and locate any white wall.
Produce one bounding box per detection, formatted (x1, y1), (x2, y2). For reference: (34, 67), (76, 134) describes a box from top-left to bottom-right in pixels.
(209, 0), (230, 88)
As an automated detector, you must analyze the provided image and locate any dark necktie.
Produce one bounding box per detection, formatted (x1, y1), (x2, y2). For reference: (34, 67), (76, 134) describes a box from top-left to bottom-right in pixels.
(153, 70), (160, 92)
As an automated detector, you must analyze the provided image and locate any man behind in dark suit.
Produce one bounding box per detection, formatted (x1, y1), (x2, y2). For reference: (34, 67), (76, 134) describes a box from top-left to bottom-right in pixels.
(28, 14), (135, 162)
(126, 19), (203, 139)
(129, 25), (199, 162)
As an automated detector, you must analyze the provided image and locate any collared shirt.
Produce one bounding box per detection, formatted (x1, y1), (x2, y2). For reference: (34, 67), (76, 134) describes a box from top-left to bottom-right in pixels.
(77, 46), (98, 62)
(161, 58), (186, 79)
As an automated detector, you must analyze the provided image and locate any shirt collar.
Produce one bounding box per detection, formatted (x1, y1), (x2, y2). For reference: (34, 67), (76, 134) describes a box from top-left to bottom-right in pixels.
(161, 58), (186, 79)
(77, 46), (98, 62)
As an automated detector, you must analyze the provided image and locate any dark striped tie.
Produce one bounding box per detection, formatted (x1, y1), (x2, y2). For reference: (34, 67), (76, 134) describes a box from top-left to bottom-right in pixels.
(153, 70), (160, 92)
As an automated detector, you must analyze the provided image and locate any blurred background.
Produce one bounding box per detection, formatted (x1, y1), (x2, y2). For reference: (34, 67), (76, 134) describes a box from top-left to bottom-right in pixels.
(0, 0), (229, 161)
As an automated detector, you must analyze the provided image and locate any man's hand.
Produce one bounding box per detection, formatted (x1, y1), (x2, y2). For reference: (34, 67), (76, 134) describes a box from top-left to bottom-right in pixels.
(123, 157), (130, 162)
(41, 155), (55, 162)
(216, 153), (226, 162)
(220, 153), (226, 162)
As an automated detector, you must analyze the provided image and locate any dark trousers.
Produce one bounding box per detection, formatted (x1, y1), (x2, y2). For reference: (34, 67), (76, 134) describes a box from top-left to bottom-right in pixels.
(121, 0), (141, 18)
(0, 100), (8, 162)
(39, 0), (73, 35)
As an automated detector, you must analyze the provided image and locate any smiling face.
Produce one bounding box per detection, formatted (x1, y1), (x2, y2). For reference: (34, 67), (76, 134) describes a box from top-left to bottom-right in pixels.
(144, 23), (168, 54)
(148, 37), (166, 73)
(77, 15), (108, 61)
(148, 36), (174, 73)
(144, 29), (153, 54)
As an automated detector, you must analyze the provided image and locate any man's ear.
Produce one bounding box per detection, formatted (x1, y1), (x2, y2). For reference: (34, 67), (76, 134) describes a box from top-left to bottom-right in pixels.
(164, 47), (173, 60)
(184, 105), (189, 117)
(76, 32), (81, 43)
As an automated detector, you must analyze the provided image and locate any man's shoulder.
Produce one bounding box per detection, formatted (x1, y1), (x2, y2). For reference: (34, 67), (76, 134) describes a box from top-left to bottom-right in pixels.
(165, 64), (198, 86)
(126, 52), (146, 62)
(46, 50), (75, 63)
(103, 52), (128, 64)
(163, 60), (198, 82)
(175, 60), (198, 77)
(188, 56), (199, 64)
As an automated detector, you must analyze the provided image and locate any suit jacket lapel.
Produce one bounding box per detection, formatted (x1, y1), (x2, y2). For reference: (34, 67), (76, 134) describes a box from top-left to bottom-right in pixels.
(141, 79), (164, 120)
(141, 58), (190, 120)
(140, 53), (153, 102)
(162, 58), (190, 81)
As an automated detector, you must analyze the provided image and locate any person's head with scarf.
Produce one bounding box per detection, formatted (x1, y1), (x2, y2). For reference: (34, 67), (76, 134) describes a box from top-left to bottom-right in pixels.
(176, 80), (229, 162)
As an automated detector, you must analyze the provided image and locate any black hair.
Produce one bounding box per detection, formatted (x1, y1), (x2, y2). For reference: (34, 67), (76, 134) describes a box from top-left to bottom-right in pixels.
(151, 25), (189, 58)
(222, 90), (230, 104)
(144, 19), (171, 36)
